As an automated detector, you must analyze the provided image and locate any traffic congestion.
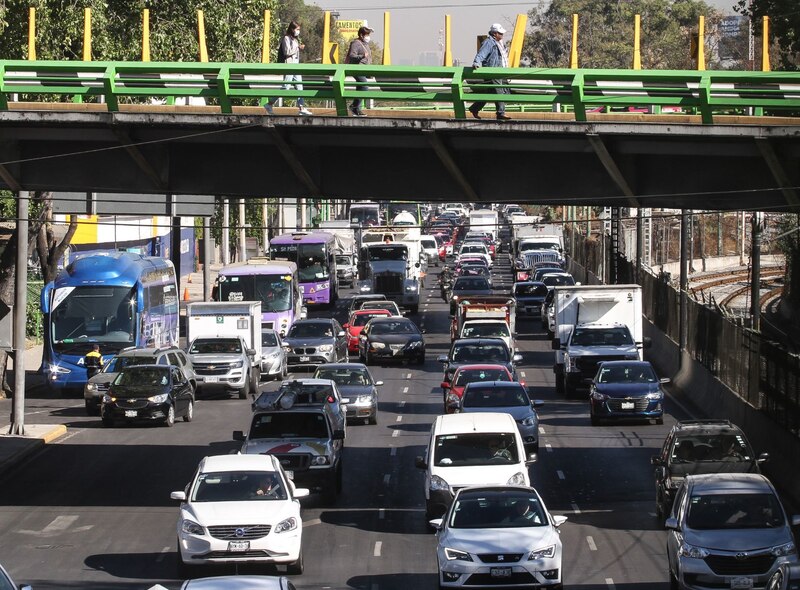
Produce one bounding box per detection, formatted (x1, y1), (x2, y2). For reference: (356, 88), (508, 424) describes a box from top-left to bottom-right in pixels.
(0, 202), (797, 590)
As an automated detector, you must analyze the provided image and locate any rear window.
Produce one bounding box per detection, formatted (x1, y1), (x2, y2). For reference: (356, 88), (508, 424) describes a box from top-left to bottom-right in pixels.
(250, 412), (329, 439)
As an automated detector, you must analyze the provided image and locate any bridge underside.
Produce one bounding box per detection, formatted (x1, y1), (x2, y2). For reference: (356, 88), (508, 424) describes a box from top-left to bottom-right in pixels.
(0, 108), (799, 212)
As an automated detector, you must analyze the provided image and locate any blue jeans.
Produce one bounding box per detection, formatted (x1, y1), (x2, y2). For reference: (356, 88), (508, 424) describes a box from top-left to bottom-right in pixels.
(269, 74), (305, 107)
(351, 75), (368, 111)
(470, 78), (510, 115)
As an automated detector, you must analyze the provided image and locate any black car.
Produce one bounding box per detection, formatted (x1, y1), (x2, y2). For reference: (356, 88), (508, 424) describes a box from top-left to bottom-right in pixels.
(101, 365), (194, 427)
(513, 281), (548, 318)
(650, 419), (769, 521)
(437, 338), (523, 386)
(588, 360), (667, 425)
(358, 317), (425, 365)
(449, 276), (493, 314)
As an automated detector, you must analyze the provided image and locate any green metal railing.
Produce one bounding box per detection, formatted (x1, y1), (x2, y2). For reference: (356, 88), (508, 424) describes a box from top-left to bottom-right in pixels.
(2, 60), (800, 124)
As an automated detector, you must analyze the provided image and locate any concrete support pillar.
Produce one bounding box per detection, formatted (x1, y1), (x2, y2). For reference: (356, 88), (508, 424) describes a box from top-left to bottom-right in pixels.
(171, 214), (182, 281)
(299, 198), (307, 230)
(10, 191), (28, 435)
(750, 213), (762, 331)
(203, 219), (212, 301)
(636, 208), (643, 285)
(221, 198), (230, 264)
(679, 209), (690, 370)
(238, 199), (247, 263)
(262, 198), (269, 254)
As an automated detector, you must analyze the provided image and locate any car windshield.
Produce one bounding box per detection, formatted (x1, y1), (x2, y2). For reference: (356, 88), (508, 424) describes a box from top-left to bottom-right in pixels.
(314, 367), (371, 386)
(462, 386), (529, 408)
(191, 471), (287, 502)
(520, 241), (560, 252)
(687, 493), (785, 530)
(462, 323), (510, 339)
(670, 434), (753, 463)
(335, 255), (351, 266)
(189, 338), (242, 354)
(113, 367), (170, 388)
(217, 274), (293, 313)
(454, 368), (510, 386)
(352, 312), (389, 327)
(368, 246), (407, 261)
(571, 327), (633, 347)
(450, 492), (548, 529)
(433, 432), (519, 466)
(452, 344), (509, 364)
(453, 278), (490, 291)
(288, 322), (334, 338)
(261, 332), (278, 347)
(542, 275), (575, 287)
(515, 284), (548, 297)
(461, 246), (485, 254)
(249, 412), (329, 439)
(597, 364), (657, 383)
(104, 355), (156, 373)
(370, 321), (418, 335)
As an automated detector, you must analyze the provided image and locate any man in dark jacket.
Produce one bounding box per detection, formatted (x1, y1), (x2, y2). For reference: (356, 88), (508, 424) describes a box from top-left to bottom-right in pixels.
(469, 23), (511, 121)
(346, 25), (373, 117)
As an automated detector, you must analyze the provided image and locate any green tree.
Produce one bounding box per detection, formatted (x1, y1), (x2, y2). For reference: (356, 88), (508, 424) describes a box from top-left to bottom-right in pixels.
(736, 0), (799, 70)
(523, 0), (722, 70)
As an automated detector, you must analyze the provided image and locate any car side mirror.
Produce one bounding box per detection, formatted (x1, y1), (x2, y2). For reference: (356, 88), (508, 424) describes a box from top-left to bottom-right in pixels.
(665, 517), (679, 530)
(337, 331), (346, 338)
(659, 377), (671, 384)
(437, 355), (448, 363)
(552, 515), (567, 527)
(525, 453), (538, 465)
(247, 348), (256, 357)
(170, 491), (187, 501)
(792, 515), (800, 527)
(415, 456), (427, 469)
(333, 429), (345, 440)
(343, 323), (349, 329)
(551, 339), (561, 350)
(233, 430), (245, 441)
(429, 518), (443, 530)
(340, 398), (351, 405)
(531, 399), (544, 408)
(293, 488), (310, 499)
(375, 381), (384, 386)
(650, 455), (663, 466)
(758, 452), (770, 464)
(512, 353), (523, 363)
(441, 382), (450, 390)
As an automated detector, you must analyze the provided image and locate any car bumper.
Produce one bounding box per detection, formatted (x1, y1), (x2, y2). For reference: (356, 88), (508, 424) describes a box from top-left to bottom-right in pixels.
(590, 399), (663, 420)
(346, 400), (377, 420)
(438, 555), (561, 588)
(178, 530), (301, 566)
(260, 356), (284, 376)
(677, 554), (793, 590)
(286, 353), (335, 367)
(367, 346), (424, 362)
(196, 372), (246, 390)
(101, 401), (171, 423)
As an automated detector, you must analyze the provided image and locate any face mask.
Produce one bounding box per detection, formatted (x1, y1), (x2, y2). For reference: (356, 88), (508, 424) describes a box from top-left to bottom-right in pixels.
(293, 30), (300, 37)
(363, 35), (371, 43)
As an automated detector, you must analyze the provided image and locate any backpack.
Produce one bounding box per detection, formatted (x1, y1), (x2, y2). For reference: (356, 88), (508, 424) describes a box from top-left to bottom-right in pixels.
(277, 38), (287, 63)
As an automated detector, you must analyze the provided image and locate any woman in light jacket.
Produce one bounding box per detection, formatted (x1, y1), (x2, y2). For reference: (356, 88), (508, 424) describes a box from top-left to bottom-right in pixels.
(266, 21), (312, 116)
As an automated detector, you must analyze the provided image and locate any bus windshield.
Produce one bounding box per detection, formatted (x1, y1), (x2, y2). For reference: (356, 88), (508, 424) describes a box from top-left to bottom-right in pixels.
(350, 206), (380, 226)
(270, 243), (330, 282)
(50, 286), (136, 353)
(217, 274), (293, 312)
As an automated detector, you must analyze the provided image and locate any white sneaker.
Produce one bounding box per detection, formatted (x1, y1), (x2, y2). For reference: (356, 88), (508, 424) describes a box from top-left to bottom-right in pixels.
(298, 107), (312, 116)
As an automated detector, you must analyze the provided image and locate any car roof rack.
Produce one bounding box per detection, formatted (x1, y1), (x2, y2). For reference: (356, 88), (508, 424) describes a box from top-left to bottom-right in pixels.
(252, 380), (334, 412)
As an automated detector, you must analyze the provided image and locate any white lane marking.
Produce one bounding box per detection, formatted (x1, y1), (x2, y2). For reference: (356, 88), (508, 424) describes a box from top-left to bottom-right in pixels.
(303, 518), (322, 528)
(379, 509), (385, 520)
(571, 503), (581, 514)
(392, 430), (399, 437)
(605, 578), (615, 590)
(373, 541), (382, 557)
(402, 387), (409, 394)
(545, 443), (553, 453)
(390, 447), (397, 456)
(383, 474), (391, 485)
(396, 416), (403, 422)
(43, 516), (78, 533)
(556, 470), (565, 480)
(587, 536), (597, 551)
(399, 400), (406, 408)
(538, 426), (545, 435)
(520, 371), (526, 378)
(406, 373), (412, 379)
(156, 546), (170, 562)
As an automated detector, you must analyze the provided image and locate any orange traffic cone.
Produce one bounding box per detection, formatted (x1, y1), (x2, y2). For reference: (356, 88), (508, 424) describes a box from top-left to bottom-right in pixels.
(183, 287), (190, 301)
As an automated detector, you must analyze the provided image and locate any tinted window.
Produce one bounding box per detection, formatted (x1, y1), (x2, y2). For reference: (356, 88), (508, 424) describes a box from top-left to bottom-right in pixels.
(104, 355), (155, 373)
(453, 278), (490, 291)
(462, 386), (529, 408)
(370, 321), (418, 335)
(250, 412), (329, 439)
(452, 343), (509, 363)
(262, 332), (278, 347)
(515, 284), (548, 297)
(114, 367), (170, 387)
(352, 312), (388, 327)
(462, 323), (510, 339)
(314, 367), (371, 386)
(670, 433), (753, 463)
(450, 492), (547, 529)
(542, 275), (575, 287)
(571, 327), (633, 347)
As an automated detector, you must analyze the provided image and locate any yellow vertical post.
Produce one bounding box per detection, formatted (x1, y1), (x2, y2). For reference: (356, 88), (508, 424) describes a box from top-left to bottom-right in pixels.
(696, 15), (705, 71)
(508, 14), (528, 67)
(83, 7), (92, 61)
(443, 15), (452, 66)
(569, 14), (579, 69)
(198, 10), (209, 62)
(382, 12), (391, 65)
(262, 10), (271, 63)
(28, 8), (36, 60)
(142, 9), (151, 62)
(761, 16), (770, 71)
(322, 11), (332, 64)
(633, 14), (641, 69)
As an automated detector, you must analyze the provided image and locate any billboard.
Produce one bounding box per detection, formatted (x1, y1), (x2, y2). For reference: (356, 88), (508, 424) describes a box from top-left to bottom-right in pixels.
(336, 19), (368, 42)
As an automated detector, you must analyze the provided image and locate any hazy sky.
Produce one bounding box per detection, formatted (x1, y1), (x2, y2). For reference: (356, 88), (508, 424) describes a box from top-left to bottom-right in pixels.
(311, 0), (739, 65)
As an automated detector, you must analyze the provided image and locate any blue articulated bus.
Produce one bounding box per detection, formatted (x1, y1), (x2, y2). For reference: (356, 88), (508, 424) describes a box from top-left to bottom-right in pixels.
(40, 252), (179, 392)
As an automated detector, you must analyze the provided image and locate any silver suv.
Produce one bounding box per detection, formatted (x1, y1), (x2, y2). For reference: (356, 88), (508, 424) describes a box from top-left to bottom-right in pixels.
(84, 346), (196, 415)
(666, 473), (800, 590)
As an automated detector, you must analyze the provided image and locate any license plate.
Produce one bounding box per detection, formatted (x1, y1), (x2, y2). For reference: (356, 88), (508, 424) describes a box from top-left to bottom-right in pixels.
(228, 540), (250, 552)
(490, 567), (512, 578)
(204, 376), (218, 383)
(299, 356), (310, 362)
(124, 410), (137, 418)
(730, 578), (753, 590)
(621, 402), (635, 410)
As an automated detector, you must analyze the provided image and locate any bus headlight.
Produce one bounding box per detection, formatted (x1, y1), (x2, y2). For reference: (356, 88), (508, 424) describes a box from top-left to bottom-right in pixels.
(49, 364), (71, 375)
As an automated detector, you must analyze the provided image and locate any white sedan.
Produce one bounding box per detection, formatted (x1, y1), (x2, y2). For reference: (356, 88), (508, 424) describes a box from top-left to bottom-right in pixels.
(172, 454), (309, 575)
(432, 485), (566, 589)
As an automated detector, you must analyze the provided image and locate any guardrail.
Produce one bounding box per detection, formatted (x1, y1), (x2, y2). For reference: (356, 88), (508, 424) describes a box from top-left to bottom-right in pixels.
(2, 60), (800, 124)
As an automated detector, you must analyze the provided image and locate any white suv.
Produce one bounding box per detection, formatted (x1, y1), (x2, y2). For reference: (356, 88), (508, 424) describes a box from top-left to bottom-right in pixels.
(171, 454), (309, 575)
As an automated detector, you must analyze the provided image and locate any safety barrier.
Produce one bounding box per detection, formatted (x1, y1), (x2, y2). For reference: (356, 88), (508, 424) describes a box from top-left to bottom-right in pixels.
(2, 60), (800, 124)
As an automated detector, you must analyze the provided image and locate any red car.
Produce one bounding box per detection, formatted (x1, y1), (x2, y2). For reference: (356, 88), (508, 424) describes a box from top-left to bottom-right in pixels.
(343, 309), (393, 352)
(440, 364), (518, 414)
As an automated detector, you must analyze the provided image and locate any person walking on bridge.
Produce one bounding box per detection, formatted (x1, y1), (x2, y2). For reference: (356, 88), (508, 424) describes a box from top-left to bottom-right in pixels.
(469, 23), (512, 121)
(346, 25), (374, 117)
(266, 20), (313, 116)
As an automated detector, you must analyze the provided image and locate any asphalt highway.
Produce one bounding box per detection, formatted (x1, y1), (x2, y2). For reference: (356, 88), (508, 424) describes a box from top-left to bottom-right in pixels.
(0, 257), (695, 590)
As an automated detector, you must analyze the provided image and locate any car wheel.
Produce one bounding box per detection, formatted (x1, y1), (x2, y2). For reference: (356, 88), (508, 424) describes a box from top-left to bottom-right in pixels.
(669, 569), (680, 590)
(183, 399), (194, 423)
(555, 373), (565, 394)
(238, 381), (249, 400)
(368, 411), (377, 425)
(163, 404), (175, 427)
(85, 400), (100, 416)
(286, 548), (304, 575)
(101, 417), (114, 428)
(656, 416), (664, 425)
(590, 413), (599, 426)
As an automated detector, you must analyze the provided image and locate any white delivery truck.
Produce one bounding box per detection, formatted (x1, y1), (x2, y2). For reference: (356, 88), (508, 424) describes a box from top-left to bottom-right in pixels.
(186, 301), (262, 398)
(468, 208), (499, 241)
(318, 221), (358, 288)
(551, 285), (649, 396)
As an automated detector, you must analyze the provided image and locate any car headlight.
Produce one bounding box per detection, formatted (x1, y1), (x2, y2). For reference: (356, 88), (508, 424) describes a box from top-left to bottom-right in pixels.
(407, 341), (422, 348)
(522, 416), (536, 427)
(406, 283), (418, 292)
(229, 360), (244, 369)
(565, 356), (578, 371)
(507, 472), (526, 485)
(357, 395), (373, 404)
(102, 394), (115, 403)
(49, 364), (71, 374)
(267, 351), (281, 360)
(181, 519), (205, 536)
(430, 475), (450, 492)
(274, 517), (298, 533)
(528, 545), (556, 560)
(679, 542), (710, 559)
(645, 391), (663, 400)
(591, 391), (608, 401)
(371, 342), (386, 349)
(148, 393), (169, 403)
(311, 455), (330, 466)
(85, 382), (97, 392)
(771, 542), (796, 557)
(444, 547), (473, 562)
(282, 344), (292, 351)
(318, 344), (334, 352)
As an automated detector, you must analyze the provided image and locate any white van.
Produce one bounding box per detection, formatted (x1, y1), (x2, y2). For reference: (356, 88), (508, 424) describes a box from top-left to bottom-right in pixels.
(419, 235), (439, 268)
(415, 412), (535, 520)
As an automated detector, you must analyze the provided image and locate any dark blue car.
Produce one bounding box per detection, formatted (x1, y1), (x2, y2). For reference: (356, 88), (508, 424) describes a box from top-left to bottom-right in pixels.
(588, 360), (667, 425)
(512, 281), (548, 318)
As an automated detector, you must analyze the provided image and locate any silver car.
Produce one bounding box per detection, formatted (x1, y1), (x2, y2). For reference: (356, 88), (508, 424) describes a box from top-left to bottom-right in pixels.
(260, 329), (288, 380)
(666, 473), (800, 590)
(313, 363), (383, 425)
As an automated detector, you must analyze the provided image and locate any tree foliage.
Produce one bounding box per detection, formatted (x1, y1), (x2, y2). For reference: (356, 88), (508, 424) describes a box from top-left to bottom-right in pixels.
(523, 0), (722, 70)
(736, 0), (800, 70)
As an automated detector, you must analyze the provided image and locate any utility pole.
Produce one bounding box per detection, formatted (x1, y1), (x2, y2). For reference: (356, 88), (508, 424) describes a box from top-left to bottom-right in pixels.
(221, 198), (230, 264)
(10, 191), (28, 435)
(679, 210), (690, 370)
(238, 199), (247, 263)
(750, 213), (762, 331)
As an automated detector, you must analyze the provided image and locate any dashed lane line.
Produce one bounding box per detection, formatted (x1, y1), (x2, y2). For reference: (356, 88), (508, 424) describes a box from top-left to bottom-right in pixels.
(155, 546), (170, 563)
(557, 470), (565, 480)
(538, 426), (545, 435)
(571, 503), (581, 514)
(396, 416), (403, 422)
(587, 536), (597, 551)
(390, 447), (397, 456)
(392, 430), (400, 438)
(373, 541), (383, 557)
(383, 474), (391, 485)
(605, 578), (616, 589)
(545, 443), (553, 453)
(399, 400), (406, 408)
(402, 387), (409, 394)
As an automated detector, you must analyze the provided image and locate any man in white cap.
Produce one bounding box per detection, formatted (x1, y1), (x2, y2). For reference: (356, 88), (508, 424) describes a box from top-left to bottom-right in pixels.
(469, 23), (511, 120)
(346, 24), (374, 117)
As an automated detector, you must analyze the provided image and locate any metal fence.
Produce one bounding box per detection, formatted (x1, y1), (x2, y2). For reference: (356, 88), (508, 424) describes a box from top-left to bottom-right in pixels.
(567, 227), (800, 438)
